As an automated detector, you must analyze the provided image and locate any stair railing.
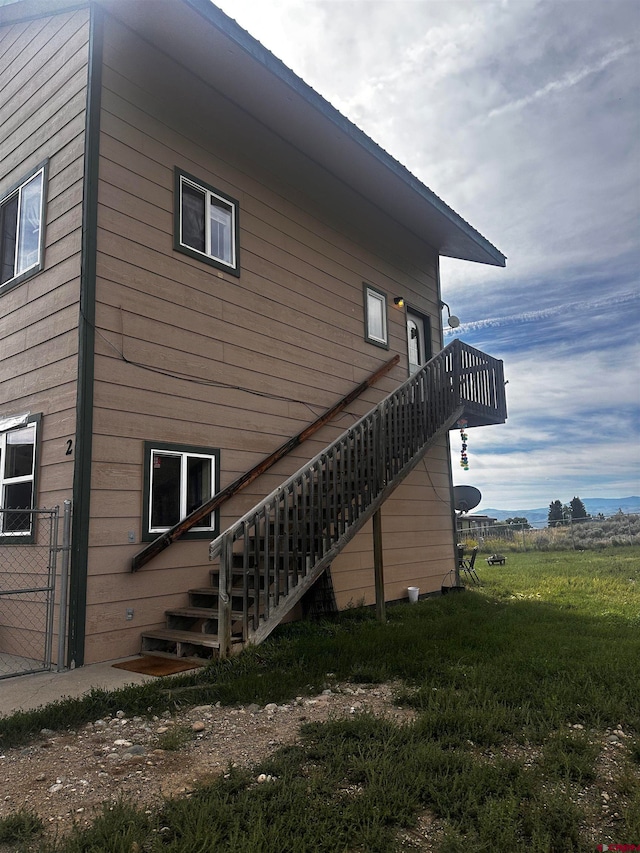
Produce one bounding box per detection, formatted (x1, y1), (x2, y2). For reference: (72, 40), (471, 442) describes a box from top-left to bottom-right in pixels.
(210, 339), (506, 655)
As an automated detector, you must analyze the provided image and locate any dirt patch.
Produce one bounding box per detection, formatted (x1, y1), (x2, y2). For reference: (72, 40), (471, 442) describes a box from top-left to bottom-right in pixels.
(0, 683), (414, 843)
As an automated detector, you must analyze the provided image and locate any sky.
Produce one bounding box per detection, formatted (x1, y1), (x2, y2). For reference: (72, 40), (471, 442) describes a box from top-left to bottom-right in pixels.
(213, 0), (640, 512)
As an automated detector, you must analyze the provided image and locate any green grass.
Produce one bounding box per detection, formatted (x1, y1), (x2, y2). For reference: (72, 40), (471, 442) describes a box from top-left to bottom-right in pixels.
(2, 546), (639, 852)
(0, 810), (43, 846)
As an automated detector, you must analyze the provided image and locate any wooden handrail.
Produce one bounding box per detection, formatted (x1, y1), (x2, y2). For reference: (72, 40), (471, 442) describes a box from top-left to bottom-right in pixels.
(131, 355), (400, 571)
(206, 339), (507, 655)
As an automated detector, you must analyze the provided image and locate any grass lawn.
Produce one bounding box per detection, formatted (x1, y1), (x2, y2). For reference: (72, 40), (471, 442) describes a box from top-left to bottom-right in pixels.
(1, 546), (639, 852)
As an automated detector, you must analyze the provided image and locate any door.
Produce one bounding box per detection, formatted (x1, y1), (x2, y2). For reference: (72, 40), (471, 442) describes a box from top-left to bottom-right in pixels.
(406, 310), (431, 375)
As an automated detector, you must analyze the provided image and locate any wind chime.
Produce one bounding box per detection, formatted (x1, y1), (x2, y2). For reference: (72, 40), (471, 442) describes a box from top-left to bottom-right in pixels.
(458, 418), (469, 470)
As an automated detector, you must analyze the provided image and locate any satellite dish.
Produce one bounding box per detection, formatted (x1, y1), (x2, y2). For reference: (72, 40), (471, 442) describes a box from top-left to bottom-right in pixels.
(453, 485), (481, 514)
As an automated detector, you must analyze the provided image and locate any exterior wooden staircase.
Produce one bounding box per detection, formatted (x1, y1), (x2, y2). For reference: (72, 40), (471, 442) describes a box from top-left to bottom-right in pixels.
(141, 340), (507, 661)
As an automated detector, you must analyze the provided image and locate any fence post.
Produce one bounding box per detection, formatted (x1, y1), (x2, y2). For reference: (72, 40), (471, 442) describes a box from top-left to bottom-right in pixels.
(57, 500), (72, 672)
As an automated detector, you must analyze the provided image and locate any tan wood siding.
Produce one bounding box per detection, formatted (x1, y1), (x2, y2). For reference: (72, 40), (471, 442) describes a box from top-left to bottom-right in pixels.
(78, 14), (456, 660)
(0, 10), (89, 513)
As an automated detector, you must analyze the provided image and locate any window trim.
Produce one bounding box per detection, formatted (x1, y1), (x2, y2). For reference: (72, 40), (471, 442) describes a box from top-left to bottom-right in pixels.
(0, 161), (48, 296)
(363, 283), (389, 349)
(0, 413), (42, 544)
(174, 168), (240, 277)
(142, 441), (221, 542)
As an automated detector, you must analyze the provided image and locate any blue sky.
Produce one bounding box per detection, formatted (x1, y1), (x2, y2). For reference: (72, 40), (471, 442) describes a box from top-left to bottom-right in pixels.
(214, 0), (640, 511)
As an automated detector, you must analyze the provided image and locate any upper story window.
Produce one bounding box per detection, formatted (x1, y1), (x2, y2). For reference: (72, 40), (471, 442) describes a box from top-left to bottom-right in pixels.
(174, 169), (240, 276)
(0, 416), (40, 540)
(0, 165), (46, 293)
(363, 283), (389, 349)
(142, 441), (220, 541)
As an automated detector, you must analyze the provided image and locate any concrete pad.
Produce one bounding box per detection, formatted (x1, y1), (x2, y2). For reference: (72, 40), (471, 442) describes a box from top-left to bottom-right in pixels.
(0, 659), (156, 718)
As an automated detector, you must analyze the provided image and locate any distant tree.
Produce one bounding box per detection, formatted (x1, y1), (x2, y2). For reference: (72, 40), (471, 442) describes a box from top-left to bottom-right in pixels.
(548, 500), (563, 527)
(505, 517), (531, 529)
(570, 496), (589, 521)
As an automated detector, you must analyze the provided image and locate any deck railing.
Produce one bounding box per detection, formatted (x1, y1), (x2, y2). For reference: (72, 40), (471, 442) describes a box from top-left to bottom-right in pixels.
(209, 339), (506, 655)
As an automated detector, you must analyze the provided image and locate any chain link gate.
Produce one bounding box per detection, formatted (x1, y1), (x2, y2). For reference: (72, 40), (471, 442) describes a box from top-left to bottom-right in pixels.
(0, 505), (70, 679)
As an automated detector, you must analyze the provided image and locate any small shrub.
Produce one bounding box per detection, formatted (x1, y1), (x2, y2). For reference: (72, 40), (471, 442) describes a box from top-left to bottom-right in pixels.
(541, 730), (598, 782)
(156, 724), (194, 751)
(0, 809), (43, 844)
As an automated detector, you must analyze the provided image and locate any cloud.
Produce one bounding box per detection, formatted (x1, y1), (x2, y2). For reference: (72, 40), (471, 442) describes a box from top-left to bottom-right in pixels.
(447, 288), (640, 340)
(212, 0), (640, 511)
(482, 41), (635, 121)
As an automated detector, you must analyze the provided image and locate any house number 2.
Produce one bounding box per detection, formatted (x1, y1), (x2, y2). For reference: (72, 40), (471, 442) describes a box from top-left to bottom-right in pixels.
(66, 439), (73, 456)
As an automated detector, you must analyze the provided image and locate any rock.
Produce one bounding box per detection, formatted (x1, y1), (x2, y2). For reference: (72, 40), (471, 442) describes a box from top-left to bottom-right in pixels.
(264, 703), (277, 713)
(607, 735), (619, 744)
(48, 783), (63, 793)
(192, 721), (206, 732)
(114, 739), (133, 747)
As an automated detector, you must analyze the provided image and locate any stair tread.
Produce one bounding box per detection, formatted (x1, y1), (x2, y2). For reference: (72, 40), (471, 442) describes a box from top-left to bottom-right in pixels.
(168, 606), (245, 619)
(141, 628), (222, 648)
(190, 586), (256, 597)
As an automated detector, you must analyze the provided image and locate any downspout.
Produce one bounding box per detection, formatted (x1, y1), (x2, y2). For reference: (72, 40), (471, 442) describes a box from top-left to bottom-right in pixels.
(436, 257), (461, 586)
(68, 2), (103, 668)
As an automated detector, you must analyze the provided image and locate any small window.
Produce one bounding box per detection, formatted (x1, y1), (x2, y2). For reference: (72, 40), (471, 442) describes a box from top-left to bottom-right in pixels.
(175, 169), (239, 276)
(0, 165), (46, 293)
(142, 442), (220, 540)
(363, 284), (389, 348)
(0, 417), (40, 539)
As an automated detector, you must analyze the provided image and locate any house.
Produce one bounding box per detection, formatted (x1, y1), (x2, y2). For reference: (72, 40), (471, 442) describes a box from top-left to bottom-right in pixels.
(0, 0), (507, 671)
(457, 515), (499, 538)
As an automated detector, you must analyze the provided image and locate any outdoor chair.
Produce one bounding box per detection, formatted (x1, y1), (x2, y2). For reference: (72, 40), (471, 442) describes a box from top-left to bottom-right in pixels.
(460, 546), (480, 584)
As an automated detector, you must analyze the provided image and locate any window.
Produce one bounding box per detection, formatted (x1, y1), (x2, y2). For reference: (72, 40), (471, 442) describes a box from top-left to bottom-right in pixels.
(143, 442), (220, 540)
(0, 417), (39, 539)
(363, 283), (388, 348)
(0, 165), (46, 293)
(175, 169), (240, 276)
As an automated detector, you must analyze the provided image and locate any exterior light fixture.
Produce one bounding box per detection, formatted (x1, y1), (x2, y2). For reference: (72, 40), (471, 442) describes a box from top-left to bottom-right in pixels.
(440, 300), (460, 328)
(393, 297), (405, 307)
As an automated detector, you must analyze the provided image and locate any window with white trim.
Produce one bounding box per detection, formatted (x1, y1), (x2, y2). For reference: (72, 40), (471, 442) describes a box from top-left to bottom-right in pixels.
(363, 283), (389, 348)
(175, 169), (239, 276)
(1, 165), (46, 292)
(143, 442), (220, 540)
(0, 419), (38, 537)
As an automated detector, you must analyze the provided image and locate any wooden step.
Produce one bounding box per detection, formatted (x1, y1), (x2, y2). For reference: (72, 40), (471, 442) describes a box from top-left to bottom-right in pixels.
(168, 606), (245, 621)
(142, 628), (222, 647)
(141, 628), (225, 660)
(138, 649), (207, 665)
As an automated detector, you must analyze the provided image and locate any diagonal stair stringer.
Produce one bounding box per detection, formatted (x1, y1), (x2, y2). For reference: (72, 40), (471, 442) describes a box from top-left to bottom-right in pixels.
(141, 340), (505, 661)
(241, 404), (465, 649)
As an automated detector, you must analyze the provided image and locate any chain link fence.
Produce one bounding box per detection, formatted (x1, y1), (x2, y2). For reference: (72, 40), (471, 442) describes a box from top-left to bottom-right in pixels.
(0, 506), (70, 679)
(457, 512), (640, 553)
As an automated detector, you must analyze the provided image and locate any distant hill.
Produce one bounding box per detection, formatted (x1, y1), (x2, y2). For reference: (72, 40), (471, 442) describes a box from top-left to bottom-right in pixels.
(477, 497), (640, 528)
